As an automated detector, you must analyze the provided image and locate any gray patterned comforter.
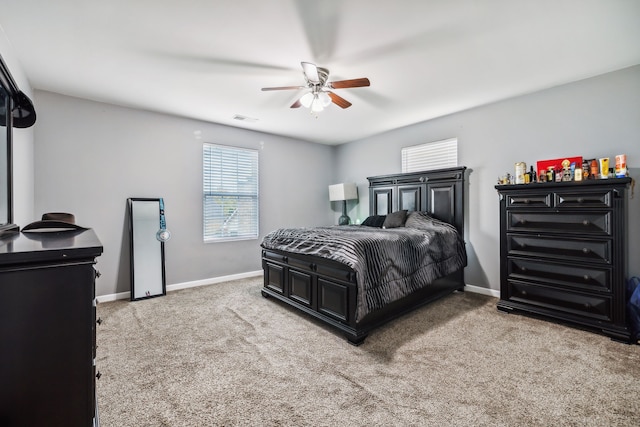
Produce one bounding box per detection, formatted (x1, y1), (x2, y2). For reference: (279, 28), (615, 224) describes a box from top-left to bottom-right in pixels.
(260, 211), (467, 321)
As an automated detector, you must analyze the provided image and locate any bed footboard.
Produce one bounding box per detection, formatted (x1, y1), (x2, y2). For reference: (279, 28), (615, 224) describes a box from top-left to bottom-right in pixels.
(261, 249), (463, 345)
(262, 249), (367, 343)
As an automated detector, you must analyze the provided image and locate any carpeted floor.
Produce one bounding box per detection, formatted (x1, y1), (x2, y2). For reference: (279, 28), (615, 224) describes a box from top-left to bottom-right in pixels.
(96, 277), (640, 426)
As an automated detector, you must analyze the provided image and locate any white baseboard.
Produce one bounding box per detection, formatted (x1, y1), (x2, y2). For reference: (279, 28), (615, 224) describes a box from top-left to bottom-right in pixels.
(464, 283), (500, 298)
(96, 270), (263, 303)
(96, 271), (498, 303)
(97, 290), (131, 303)
(167, 270), (262, 292)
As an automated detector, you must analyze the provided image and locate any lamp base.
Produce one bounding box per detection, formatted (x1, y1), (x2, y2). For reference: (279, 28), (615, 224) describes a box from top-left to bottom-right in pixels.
(338, 215), (350, 226)
(338, 200), (350, 225)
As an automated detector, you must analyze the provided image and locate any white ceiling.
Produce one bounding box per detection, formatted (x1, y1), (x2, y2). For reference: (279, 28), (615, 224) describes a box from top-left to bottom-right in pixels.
(1, 0), (639, 145)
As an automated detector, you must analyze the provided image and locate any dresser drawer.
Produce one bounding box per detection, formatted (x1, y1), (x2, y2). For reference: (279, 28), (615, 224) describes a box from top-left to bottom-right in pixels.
(508, 258), (611, 292)
(506, 280), (612, 321)
(507, 211), (611, 235)
(507, 235), (611, 264)
(555, 191), (611, 208)
(506, 192), (552, 208)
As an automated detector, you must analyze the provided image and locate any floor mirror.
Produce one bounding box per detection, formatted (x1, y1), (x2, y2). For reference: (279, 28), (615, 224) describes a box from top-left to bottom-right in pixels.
(128, 198), (167, 301)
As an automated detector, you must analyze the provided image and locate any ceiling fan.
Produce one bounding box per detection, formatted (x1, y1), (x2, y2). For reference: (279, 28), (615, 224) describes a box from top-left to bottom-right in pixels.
(261, 62), (370, 112)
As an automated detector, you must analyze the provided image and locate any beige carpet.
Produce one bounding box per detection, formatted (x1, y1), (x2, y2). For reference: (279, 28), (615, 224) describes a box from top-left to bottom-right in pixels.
(96, 277), (640, 426)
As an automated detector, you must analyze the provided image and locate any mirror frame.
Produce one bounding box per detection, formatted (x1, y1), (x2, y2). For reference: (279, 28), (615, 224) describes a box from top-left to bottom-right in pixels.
(0, 53), (36, 236)
(128, 197), (167, 301)
(0, 56), (16, 235)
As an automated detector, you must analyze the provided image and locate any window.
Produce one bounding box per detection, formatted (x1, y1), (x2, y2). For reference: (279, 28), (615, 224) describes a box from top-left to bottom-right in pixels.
(401, 138), (458, 173)
(203, 143), (259, 242)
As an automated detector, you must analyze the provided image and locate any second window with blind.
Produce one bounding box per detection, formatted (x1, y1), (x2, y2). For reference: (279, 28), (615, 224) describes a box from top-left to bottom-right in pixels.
(401, 138), (458, 172)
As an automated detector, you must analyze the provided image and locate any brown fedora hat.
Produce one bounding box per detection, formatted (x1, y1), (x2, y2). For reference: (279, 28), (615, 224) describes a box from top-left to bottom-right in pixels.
(21, 212), (87, 232)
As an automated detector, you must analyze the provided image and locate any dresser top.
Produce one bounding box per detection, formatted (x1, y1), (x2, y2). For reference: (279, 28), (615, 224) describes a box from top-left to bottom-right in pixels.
(0, 228), (103, 266)
(495, 176), (632, 191)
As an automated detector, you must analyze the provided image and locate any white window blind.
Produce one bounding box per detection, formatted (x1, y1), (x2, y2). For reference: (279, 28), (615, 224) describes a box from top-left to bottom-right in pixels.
(203, 143), (259, 242)
(401, 138), (458, 173)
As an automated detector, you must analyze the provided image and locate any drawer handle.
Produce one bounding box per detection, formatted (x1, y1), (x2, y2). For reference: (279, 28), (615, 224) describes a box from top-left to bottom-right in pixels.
(584, 303), (592, 309)
(524, 199), (530, 204)
(283, 256), (288, 263)
(521, 290), (527, 296)
(521, 267), (527, 272)
(583, 275), (590, 281)
(520, 243), (527, 249)
(582, 220), (590, 226)
(577, 197), (584, 203)
(519, 219), (527, 225)
(582, 248), (590, 254)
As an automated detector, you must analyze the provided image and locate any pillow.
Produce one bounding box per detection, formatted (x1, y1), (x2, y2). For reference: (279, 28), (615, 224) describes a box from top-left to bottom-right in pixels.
(361, 215), (386, 228)
(382, 210), (408, 228)
(405, 211), (454, 232)
(404, 211), (435, 230)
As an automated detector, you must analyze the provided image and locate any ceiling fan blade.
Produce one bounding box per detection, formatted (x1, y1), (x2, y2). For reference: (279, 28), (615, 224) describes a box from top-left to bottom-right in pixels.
(328, 78), (370, 89)
(290, 98), (302, 108)
(327, 91), (352, 109)
(301, 62), (320, 83)
(261, 85), (305, 91)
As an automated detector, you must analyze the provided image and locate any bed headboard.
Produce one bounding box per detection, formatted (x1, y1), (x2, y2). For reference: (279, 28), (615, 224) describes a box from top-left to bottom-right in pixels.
(367, 166), (467, 236)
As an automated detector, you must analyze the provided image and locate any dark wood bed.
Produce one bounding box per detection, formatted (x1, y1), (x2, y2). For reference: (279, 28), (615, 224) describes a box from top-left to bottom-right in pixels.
(261, 166), (467, 345)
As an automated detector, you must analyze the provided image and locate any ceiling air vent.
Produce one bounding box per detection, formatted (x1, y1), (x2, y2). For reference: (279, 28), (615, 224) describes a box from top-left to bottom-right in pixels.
(233, 114), (258, 123)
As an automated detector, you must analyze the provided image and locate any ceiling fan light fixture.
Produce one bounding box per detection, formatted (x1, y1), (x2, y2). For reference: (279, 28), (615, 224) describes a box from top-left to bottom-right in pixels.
(311, 95), (324, 113)
(262, 62), (369, 112)
(300, 92), (314, 108)
(319, 91), (331, 107)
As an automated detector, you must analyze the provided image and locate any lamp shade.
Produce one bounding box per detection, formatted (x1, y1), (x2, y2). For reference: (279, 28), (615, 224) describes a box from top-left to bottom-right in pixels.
(318, 91), (331, 107)
(329, 183), (358, 201)
(311, 95), (324, 113)
(300, 92), (314, 108)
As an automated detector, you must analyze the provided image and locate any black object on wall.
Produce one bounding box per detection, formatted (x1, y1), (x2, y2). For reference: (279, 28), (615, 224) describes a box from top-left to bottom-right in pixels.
(0, 53), (36, 237)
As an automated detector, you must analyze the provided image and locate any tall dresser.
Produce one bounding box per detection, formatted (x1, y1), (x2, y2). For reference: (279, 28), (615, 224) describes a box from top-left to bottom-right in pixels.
(0, 229), (103, 426)
(495, 178), (632, 342)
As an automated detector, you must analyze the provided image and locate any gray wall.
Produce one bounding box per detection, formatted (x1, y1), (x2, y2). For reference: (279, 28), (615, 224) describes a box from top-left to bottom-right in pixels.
(32, 91), (335, 296)
(335, 65), (640, 291)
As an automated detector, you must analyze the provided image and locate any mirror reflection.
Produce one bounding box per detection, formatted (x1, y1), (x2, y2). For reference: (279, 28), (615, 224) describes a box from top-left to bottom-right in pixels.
(0, 70), (10, 228)
(1, 53), (36, 235)
(0, 85), (10, 225)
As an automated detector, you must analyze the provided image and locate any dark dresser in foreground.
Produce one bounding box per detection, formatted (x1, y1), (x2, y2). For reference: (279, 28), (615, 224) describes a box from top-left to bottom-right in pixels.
(0, 229), (103, 426)
(495, 178), (632, 342)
